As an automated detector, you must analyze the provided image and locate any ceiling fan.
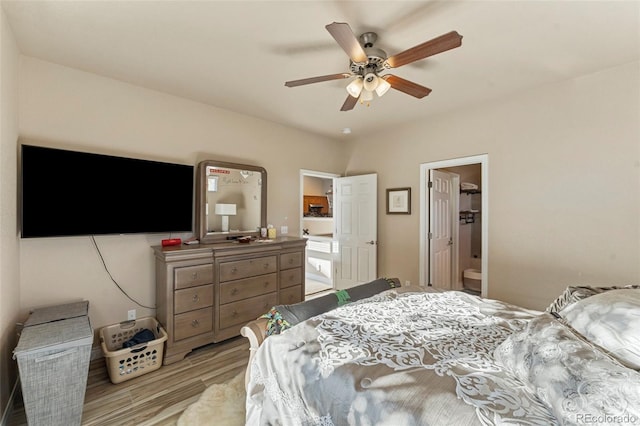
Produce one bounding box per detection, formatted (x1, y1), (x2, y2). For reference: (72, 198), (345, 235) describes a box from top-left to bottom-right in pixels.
(284, 22), (463, 111)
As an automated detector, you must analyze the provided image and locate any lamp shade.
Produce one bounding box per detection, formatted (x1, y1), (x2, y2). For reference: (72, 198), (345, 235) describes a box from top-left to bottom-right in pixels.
(214, 203), (236, 215)
(346, 77), (363, 98)
(363, 73), (378, 92)
(360, 90), (374, 102)
(375, 77), (391, 97)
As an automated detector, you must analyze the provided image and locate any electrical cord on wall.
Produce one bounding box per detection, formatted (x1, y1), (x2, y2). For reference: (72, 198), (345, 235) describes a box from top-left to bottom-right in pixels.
(91, 236), (155, 310)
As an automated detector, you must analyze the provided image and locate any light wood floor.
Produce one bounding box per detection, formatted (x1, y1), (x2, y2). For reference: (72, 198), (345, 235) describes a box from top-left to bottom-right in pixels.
(305, 278), (333, 299)
(8, 283), (329, 425)
(7, 336), (249, 426)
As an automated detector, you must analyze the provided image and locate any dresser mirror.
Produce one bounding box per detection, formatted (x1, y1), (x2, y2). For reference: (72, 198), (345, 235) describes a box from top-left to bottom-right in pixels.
(195, 160), (267, 243)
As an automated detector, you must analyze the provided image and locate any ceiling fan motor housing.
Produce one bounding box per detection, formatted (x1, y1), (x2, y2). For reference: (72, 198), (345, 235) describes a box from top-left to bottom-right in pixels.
(349, 32), (387, 76)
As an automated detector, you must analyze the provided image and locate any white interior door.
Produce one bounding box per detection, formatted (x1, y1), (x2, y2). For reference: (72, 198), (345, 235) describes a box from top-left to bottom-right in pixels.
(429, 170), (454, 289)
(334, 173), (377, 290)
(420, 155), (488, 297)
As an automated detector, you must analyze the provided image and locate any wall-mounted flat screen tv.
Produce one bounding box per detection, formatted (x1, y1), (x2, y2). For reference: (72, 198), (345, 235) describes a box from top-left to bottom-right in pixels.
(21, 144), (194, 238)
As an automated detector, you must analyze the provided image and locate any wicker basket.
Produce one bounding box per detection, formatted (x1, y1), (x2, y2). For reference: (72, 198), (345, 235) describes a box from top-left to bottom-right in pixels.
(99, 317), (167, 384)
(14, 302), (93, 426)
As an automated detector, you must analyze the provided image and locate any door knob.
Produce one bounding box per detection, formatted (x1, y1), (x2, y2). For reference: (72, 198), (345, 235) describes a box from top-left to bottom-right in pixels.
(366, 240), (375, 245)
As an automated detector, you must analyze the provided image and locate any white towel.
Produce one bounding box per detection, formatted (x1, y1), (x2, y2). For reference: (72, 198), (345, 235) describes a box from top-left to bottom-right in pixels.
(461, 182), (478, 190)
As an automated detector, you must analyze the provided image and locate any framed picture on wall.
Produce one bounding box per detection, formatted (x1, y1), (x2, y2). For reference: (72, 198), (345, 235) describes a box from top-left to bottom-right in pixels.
(386, 187), (411, 214)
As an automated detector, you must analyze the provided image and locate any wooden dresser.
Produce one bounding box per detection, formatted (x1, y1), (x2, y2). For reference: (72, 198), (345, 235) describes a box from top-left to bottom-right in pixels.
(153, 237), (306, 364)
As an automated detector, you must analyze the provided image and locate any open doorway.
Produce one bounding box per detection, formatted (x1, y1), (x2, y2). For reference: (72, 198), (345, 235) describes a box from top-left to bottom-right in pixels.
(333, 173), (378, 290)
(419, 154), (488, 297)
(300, 169), (379, 298)
(300, 170), (338, 299)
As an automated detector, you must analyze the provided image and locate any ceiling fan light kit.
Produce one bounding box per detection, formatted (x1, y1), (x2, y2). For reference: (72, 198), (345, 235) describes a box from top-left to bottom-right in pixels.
(346, 77), (364, 98)
(374, 76), (391, 97)
(362, 72), (378, 92)
(284, 22), (463, 111)
(360, 88), (374, 105)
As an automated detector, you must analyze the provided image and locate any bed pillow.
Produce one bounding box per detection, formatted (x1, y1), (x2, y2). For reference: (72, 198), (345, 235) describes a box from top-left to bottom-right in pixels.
(494, 313), (640, 424)
(260, 277), (398, 336)
(560, 288), (640, 370)
(545, 284), (639, 314)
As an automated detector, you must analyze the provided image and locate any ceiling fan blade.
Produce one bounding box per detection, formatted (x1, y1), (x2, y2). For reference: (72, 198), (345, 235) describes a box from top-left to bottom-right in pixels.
(383, 75), (432, 99)
(385, 31), (462, 68)
(340, 95), (358, 111)
(285, 73), (351, 88)
(325, 22), (368, 64)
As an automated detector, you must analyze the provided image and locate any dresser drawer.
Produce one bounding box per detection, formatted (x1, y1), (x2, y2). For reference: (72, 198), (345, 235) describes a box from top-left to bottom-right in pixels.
(280, 267), (302, 289)
(174, 307), (213, 341)
(219, 256), (277, 282)
(279, 285), (303, 305)
(219, 273), (277, 304)
(219, 293), (277, 330)
(174, 264), (213, 290)
(174, 284), (213, 315)
(280, 252), (302, 270)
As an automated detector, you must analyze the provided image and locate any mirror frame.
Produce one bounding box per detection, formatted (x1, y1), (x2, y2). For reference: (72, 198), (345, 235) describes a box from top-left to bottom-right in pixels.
(195, 160), (267, 244)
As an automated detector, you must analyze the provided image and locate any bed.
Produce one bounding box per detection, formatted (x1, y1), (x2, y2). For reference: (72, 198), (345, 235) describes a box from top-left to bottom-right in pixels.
(240, 279), (640, 425)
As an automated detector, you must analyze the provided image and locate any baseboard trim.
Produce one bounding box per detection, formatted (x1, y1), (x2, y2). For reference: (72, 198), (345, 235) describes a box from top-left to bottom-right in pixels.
(0, 378), (20, 426)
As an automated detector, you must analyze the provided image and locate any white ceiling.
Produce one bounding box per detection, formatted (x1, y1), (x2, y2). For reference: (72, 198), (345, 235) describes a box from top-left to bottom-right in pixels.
(3, 0), (639, 140)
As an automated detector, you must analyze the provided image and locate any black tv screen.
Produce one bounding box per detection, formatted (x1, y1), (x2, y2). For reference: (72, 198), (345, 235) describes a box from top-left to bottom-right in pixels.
(21, 145), (194, 238)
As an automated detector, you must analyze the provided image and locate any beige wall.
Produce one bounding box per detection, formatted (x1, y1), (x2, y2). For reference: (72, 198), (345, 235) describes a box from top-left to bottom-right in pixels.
(0, 7), (20, 419)
(17, 57), (347, 331)
(303, 175), (332, 196)
(346, 61), (640, 310)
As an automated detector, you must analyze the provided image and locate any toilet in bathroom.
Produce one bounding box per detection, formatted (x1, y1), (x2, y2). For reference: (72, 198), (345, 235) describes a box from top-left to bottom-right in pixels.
(463, 269), (482, 293)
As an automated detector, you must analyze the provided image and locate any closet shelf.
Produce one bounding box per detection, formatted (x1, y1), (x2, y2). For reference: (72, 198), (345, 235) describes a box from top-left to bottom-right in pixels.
(461, 189), (481, 195)
(459, 210), (480, 224)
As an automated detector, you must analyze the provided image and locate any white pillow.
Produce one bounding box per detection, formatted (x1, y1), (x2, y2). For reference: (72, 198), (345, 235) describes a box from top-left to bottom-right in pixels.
(494, 313), (640, 423)
(562, 288), (640, 369)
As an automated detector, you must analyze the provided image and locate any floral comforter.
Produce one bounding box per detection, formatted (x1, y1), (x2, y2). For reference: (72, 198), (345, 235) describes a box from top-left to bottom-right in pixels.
(246, 289), (562, 425)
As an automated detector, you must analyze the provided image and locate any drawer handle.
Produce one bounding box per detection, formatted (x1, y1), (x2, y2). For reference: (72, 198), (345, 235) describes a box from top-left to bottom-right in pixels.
(192, 294), (200, 303)
(231, 267), (237, 274)
(264, 281), (270, 287)
(263, 303), (269, 308)
(231, 288), (238, 295)
(232, 310), (238, 317)
(288, 258), (294, 264)
(191, 319), (200, 328)
(191, 272), (198, 280)
(263, 263), (270, 269)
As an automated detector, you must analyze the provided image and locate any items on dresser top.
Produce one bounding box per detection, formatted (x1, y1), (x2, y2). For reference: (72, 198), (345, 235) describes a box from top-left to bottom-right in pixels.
(153, 237), (306, 364)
